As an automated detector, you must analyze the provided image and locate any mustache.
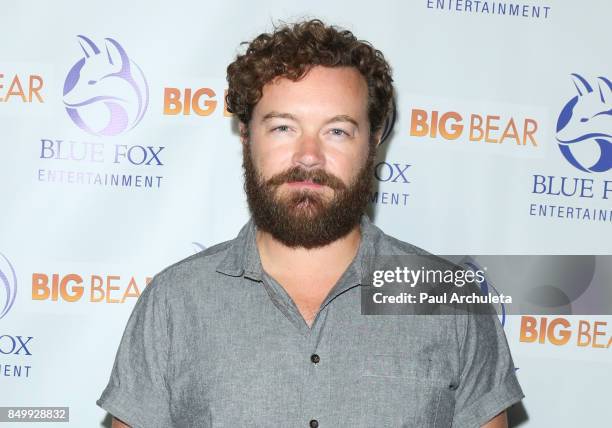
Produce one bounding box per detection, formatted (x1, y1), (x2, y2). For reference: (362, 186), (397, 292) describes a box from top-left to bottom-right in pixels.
(265, 166), (346, 190)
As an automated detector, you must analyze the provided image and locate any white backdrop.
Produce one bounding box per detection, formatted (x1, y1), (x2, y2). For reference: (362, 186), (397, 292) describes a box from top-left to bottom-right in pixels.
(0, 1), (610, 426)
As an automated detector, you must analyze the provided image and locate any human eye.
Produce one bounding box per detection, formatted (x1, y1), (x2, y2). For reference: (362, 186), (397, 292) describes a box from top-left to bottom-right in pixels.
(329, 128), (351, 137)
(271, 125), (292, 133)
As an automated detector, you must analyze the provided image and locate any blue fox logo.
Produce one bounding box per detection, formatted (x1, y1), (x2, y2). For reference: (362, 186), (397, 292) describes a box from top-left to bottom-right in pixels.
(0, 253), (17, 320)
(63, 35), (149, 136)
(556, 74), (612, 173)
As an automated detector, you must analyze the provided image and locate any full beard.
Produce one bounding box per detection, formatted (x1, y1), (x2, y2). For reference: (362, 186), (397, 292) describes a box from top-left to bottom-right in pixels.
(242, 141), (376, 249)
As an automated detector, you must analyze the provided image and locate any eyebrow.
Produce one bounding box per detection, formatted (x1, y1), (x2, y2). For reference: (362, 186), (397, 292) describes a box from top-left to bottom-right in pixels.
(261, 112), (360, 129)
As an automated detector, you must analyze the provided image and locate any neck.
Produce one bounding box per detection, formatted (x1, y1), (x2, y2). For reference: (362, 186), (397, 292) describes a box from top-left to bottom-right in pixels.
(255, 222), (362, 279)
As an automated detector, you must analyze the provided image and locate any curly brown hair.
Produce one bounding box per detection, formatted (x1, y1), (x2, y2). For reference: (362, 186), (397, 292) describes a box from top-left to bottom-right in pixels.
(226, 19), (394, 137)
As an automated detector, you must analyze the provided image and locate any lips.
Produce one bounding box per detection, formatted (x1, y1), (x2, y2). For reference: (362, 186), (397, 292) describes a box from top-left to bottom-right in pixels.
(285, 180), (323, 188)
(265, 166), (345, 191)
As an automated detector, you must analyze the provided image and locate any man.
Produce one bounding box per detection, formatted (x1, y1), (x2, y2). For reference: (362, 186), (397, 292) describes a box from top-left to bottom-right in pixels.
(98, 19), (524, 427)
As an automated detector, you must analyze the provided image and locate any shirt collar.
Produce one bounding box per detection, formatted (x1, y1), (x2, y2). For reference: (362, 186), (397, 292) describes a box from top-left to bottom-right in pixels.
(215, 214), (382, 285)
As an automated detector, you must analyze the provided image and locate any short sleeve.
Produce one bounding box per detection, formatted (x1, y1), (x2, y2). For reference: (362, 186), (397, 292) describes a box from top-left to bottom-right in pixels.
(452, 308), (525, 427)
(96, 276), (172, 427)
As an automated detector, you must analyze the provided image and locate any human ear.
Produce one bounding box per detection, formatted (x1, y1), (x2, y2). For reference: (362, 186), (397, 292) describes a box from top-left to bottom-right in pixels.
(239, 122), (249, 145)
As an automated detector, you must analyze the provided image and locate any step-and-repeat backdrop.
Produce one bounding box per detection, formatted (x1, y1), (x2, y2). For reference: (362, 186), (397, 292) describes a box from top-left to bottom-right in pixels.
(1, 1), (610, 426)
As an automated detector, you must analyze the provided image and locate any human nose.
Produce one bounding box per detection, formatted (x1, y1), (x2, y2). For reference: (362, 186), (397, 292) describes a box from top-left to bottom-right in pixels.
(292, 133), (325, 169)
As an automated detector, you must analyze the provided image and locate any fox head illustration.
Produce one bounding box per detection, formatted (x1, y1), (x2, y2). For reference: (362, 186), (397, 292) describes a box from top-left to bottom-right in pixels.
(63, 35), (148, 136)
(556, 74), (612, 173)
(0, 252), (17, 320)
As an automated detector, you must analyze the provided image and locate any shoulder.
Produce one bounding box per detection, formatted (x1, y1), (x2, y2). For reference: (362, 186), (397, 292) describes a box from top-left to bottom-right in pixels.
(375, 229), (431, 256)
(373, 225), (457, 270)
(146, 239), (236, 296)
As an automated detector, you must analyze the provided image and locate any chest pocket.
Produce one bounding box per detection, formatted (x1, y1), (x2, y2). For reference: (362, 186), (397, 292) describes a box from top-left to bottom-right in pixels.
(360, 353), (457, 428)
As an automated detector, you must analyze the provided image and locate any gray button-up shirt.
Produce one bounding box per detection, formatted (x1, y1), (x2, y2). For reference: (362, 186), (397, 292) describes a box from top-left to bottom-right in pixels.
(97, 215), (524, 427)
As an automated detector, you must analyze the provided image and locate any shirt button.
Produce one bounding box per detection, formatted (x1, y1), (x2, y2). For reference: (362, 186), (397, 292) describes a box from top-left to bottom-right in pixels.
(309, 419), (319, 428)
(310, 354), (320, 364)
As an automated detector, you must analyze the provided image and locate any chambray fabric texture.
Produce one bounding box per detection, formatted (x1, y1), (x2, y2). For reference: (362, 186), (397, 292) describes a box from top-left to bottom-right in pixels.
(97, 215), (524, 427)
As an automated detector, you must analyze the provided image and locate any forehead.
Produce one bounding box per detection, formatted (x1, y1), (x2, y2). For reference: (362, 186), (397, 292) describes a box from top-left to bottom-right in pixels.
(253, 66), (369, 121)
